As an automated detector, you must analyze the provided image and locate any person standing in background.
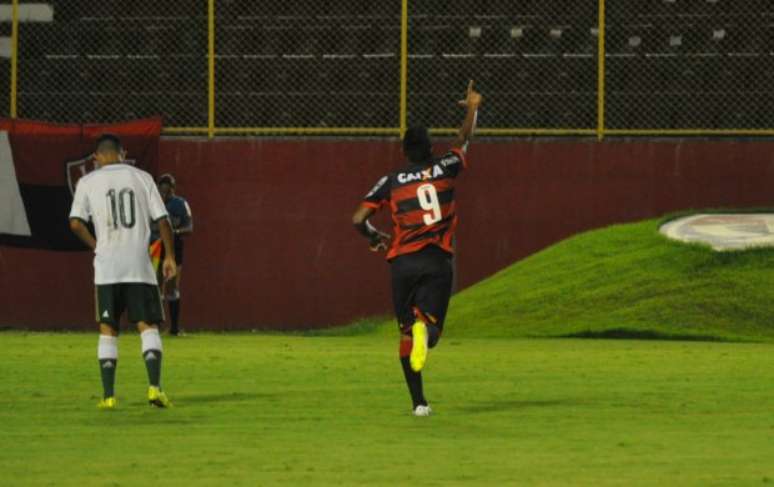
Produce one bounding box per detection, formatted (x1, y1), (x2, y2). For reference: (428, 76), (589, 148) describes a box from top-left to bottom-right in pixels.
(151, 173), (193, 336)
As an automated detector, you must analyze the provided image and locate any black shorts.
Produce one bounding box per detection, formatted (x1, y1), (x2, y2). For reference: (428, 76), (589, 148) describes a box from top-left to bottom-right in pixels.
(95, 283), (164, 328)
(390, 245), (454, 333)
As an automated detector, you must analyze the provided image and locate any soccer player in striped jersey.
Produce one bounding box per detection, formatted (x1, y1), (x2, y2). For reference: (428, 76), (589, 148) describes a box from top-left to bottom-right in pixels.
(352, 81), (482, 416)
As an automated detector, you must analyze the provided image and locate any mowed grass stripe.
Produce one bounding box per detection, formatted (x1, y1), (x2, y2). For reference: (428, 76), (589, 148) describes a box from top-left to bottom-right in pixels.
(1, 333), (774, 485)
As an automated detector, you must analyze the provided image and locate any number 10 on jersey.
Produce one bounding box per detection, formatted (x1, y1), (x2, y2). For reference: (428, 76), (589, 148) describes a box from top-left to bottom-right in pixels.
(106, 189), (136, 229)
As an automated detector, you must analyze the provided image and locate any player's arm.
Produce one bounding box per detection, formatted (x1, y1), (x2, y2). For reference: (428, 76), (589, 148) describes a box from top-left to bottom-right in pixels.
(68, 180), (95, 249)
(158, 217), (177, 280)
(176, 220), (193, 236)
(147, 174), (177, 280)
(452, 80), (483, 152)
(175, 201), (194, 237)
(69, 218), (96, 250)
(353, 175), (391, 252)
(352, 204), (390, 252)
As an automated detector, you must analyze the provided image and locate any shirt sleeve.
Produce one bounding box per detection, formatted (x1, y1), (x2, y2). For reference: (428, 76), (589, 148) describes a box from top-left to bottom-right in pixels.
(147, 175), (168, 222)
(438, 148), (468, 178)
(362, 175), (390, 209)
(178, 198), (192, 227)
(68, 179), (91, 223)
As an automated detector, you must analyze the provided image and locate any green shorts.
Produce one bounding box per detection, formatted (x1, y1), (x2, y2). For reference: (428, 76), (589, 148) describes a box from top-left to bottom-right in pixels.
(95, 283), (164, 328)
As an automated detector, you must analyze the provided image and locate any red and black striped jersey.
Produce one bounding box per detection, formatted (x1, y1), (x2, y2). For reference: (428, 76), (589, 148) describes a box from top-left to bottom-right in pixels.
(362, 148), (467, 260)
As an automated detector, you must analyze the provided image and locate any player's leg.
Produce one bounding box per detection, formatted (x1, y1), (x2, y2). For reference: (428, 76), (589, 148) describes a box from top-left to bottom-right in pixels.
(409, 247), (454, 372)
(97, 324), (119, 409)
(166, 238), (184, 335)
(138, 321), (172, 408)
(391, 255), (428, 413)
(129, 284), (172, 408)
(95, 285), (123, 409)
(154, 242), (173, 335)
(414, 250), (454, 349)
(166, 266), (182, 336)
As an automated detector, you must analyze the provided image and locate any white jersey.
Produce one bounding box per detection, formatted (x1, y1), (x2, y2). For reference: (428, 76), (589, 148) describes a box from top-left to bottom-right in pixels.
(69, 164), (168, 285)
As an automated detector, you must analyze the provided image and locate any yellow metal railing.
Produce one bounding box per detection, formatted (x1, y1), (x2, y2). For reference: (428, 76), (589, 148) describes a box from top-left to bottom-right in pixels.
(7, 0), (774, 138)
(399, 0), (409, 138)
(9, 0), (19, 119)
(596, 0), (606, 141)
(207, 0), (216, 139)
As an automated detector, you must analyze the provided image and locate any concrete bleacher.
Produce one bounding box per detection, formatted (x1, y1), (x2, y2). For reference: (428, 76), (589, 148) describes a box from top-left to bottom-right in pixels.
(604, 0), (774, 129)
(4, 0), (773, 129)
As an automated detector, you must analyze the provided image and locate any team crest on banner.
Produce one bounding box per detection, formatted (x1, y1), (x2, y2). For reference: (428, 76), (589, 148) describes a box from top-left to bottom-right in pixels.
(0, 117), (161, 250)
(66, 155), (137, 195)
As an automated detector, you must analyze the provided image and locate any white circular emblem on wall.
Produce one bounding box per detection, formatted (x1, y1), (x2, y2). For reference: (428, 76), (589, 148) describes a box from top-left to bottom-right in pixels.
(660, 214), (774, 251)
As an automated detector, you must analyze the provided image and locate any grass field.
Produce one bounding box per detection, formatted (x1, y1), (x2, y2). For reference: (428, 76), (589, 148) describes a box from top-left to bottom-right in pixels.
(5, 216), (774, 485)
(344, 216), (774, 341)
(444, 216), (774, 341)
(2, 332), (774, 486)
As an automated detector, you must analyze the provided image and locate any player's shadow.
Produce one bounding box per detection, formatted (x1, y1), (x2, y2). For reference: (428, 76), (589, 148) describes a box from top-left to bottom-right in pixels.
(175, 392), (275, 404)
(457, 398), (578, 414)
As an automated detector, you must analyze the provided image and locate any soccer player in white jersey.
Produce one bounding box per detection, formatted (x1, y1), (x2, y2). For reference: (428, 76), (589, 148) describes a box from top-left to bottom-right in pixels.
(69, 134), (177, 410)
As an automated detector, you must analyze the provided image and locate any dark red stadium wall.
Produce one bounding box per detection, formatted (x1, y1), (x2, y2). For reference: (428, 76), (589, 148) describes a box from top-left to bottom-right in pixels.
(2, 138), (774, 330)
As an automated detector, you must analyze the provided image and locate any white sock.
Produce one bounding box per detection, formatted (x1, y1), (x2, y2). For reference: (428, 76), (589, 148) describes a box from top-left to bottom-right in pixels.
(141, 328), (163, 355)
(98, 335), (118, 361)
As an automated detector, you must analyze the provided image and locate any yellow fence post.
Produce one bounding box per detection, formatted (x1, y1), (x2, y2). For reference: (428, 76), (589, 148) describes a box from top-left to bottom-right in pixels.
(399, 0), (408, 138)
(207, 0), (216, 139)
(10, 0), (19, 118)
(596, 0), (606, 140)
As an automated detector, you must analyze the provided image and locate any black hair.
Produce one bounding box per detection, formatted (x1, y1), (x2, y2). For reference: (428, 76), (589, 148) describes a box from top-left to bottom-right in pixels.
(158, 173), (176, 187)
(402, 126), (433, 164)
(95, 133), (122, 152)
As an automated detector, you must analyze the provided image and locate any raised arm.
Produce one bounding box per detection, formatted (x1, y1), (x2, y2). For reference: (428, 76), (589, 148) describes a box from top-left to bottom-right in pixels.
(452, 80), (483, 151)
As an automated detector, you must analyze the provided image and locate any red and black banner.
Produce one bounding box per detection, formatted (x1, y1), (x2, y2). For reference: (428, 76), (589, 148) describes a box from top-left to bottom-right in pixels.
(0, 117), (162, 251)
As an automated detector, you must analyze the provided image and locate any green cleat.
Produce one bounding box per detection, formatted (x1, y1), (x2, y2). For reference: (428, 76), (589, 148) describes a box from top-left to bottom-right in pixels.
(148, 386), (173, 408)
(97, 397), (118, 410)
